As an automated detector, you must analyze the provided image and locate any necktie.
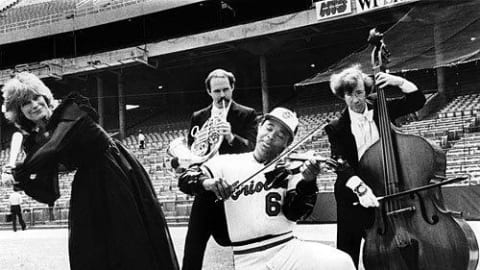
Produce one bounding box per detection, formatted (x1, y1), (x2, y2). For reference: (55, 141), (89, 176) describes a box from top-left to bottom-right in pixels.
(358, 110), (374, 145)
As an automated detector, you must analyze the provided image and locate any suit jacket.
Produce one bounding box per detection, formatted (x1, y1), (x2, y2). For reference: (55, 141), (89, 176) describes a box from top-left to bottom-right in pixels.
(325, 91), (426, 224)
(188, 101), (257, 154)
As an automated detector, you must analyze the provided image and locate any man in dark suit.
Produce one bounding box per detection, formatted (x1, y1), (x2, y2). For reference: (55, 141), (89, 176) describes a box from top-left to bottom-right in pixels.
(324, 64), (426, 268)
(182, 68), (257, 270)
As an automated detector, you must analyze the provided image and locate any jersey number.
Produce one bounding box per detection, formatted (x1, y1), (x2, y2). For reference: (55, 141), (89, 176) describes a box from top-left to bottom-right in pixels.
(265, 192), (281, 216)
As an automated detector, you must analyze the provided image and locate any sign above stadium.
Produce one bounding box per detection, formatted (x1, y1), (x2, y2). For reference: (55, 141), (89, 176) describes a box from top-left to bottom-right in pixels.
(315, 0), (353, 20)
(315, 0), (415, 21)
(355, 0), (411, 13)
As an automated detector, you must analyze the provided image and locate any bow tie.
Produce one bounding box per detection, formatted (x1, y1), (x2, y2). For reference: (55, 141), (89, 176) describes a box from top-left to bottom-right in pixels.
(356, 109), (374, 123)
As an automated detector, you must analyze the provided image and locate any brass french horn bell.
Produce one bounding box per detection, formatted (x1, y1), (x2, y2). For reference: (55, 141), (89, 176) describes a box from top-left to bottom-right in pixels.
(168, 100), (230, 168)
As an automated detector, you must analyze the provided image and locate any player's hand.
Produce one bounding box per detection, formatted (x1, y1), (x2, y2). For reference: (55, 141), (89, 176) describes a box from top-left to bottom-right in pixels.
(202, 178), (238, 200)
(346, 177), (379, 208)
(300, 159), (321, 182)
(375, 72), (405, 89)
(355, 183), (379, 208)
(217, 120), (234, 143)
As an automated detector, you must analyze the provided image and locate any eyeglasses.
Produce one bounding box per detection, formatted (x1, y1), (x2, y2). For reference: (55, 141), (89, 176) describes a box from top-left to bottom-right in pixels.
(345, 89), (366, 98)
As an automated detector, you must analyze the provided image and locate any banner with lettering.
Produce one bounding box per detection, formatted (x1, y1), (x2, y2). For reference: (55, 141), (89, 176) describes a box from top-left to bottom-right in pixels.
(315, 0), (352, 20)
(355, 0), (410, 13)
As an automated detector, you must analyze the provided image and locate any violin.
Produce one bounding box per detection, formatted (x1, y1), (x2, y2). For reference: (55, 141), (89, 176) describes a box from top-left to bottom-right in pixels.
(264, 151), (340, 189)
(232, 122), (343, 191)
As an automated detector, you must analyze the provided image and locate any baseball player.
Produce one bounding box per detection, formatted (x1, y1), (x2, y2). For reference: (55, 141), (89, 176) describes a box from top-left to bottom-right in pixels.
(179, 107), (355, 270)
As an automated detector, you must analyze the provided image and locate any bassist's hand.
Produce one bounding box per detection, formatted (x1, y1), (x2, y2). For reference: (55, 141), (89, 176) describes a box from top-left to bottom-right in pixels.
(357, 185), (379, 208)
(346, 176), (379, 208)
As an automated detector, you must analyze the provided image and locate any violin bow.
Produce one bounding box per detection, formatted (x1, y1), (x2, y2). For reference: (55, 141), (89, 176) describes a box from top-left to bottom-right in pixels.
(377, 175), (469, 202)
(353, 175), (469, 206)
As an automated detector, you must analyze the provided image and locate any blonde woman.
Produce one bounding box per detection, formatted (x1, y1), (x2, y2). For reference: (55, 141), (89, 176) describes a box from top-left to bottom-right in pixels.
(1, 72), (179, 270)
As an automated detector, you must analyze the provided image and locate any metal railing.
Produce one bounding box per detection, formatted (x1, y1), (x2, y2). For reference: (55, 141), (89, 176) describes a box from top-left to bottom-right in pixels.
(0, 198), (193, 228)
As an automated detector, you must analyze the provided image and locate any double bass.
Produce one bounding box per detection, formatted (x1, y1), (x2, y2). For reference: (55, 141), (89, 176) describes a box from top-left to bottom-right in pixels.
(359, 29), (479, 270)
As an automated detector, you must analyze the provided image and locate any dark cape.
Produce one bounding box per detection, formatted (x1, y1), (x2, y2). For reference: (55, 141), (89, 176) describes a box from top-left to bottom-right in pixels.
(14, 94), (179, 270)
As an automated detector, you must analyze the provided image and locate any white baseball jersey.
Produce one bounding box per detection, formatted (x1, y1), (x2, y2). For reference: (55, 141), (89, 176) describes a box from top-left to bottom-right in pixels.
(203, 152), (295, 243)
(203, 153), (357, 270)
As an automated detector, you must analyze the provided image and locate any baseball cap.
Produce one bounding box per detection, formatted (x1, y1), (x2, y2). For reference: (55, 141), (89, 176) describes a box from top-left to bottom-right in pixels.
(264, 107), (299, 140)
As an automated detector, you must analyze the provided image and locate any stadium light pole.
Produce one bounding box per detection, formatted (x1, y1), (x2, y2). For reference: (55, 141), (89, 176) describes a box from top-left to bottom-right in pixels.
(260, 54), (269, 114)
(434, 12), (447, 107)
(96, 75), (105, 127)
(118, 72), (126, 140)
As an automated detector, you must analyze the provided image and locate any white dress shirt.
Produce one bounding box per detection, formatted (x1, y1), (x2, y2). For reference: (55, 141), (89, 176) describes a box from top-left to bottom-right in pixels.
(349, 107), (379, 160)
(8, 192), (22, 206)
(211, 101), (230, 119)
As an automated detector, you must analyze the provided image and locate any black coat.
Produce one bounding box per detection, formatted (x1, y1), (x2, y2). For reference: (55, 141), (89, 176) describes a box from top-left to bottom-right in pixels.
(325, 91), (426, 225)
(14, 96), (179, 270)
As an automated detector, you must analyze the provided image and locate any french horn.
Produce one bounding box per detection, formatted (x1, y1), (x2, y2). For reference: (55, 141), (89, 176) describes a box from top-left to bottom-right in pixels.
(168, 100), (230, 168)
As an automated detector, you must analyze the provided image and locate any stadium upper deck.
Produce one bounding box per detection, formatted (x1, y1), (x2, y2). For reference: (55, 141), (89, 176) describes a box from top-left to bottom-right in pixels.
(0, 0), (415, 72)
(0, 0), (423, 143)
(0, 0), (208, 43)
(0, 0), (477, 144)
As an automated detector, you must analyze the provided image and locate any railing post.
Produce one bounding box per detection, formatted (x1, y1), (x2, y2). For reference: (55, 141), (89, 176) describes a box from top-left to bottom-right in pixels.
(29, 207), (34, 226)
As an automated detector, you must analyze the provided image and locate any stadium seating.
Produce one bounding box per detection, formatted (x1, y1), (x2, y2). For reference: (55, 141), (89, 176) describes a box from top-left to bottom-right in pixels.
(0, 0), (74, 26)
(0, 0), (19, 13)
(1, 92), (480, 225)
(446, 132), (480, 185)
(0, 0), (144, 32)
(437, 93), (480, 118)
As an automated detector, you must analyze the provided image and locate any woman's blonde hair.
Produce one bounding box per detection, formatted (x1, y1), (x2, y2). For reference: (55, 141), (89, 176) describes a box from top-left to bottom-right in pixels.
(1, 72), (57, 132)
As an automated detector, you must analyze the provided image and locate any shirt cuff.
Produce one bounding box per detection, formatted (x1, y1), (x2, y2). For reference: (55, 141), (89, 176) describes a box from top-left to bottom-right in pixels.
(345, 176), (363, 190)
(287, 174), (302, 190)
(399, 79), (418, 93)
